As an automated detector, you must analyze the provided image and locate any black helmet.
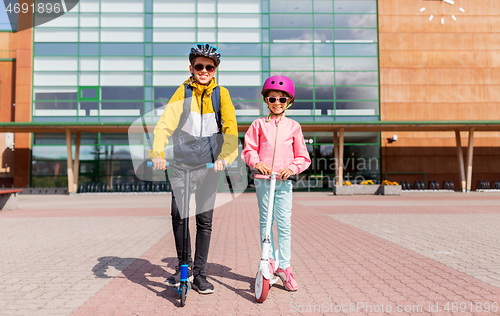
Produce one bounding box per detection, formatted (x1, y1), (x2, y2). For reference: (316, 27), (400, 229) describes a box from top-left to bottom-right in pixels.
(189, 43), (221, 67)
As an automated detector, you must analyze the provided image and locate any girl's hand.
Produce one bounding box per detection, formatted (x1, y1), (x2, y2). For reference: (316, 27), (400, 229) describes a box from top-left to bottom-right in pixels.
(278, 168), (294, 180)
(255, 162), (271, 175)
(152, 157), (167, 170)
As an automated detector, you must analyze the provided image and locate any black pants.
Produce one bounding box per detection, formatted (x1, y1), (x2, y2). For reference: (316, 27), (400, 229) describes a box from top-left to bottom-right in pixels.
(169, 166), (219, 276)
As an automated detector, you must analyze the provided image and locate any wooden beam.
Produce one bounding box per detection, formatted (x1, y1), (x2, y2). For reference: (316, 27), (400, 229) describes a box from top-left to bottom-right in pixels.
(339, 128), (344, 186)
(333, 131), (339, 185)
(65, 129), (75, 194)
(466, 128), (475, 192)
(73, 132), (81, 193)
(455, 130), (466, 192)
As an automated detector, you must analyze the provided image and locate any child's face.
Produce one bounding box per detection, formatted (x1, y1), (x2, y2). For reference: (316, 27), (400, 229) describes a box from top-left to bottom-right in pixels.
(189, 56), (217, 85)
(266, 91), (289, 116)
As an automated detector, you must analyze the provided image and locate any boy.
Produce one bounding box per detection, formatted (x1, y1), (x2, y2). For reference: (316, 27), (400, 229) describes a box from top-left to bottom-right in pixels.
(149, 43), (238, 294)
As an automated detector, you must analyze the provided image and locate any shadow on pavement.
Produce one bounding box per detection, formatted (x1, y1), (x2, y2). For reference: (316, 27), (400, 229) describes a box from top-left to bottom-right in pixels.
(92, 256), (180, 306)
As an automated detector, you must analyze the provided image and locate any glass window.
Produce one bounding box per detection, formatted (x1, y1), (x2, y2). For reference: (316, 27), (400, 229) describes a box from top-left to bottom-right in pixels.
(153, 72), (189, 85)
(218, 30), (260, 43)
(295, 86), (314, 100)
(100, 57), (144, 71)
(154, 29), (196, 42)
(80, 43), (100, 56)
(153, 57), (189, 71)
(34, 101), (78, 110)
(153, 43), (193, 56)
(334, 1), (377, 13)
(80, 29), (99, 42)
(35, 28), (78, 42)
(217, 43), (262, 56)
(314, 57), (334, 71)
(270, 44), (312, 56)
(218, 15), (260, 28)
(335, 87), (379, 100)
(198, 29), (217, 42)
(222, 57), (261, 71)
(80, 102), (99, 116)
(271, 57), (313, 71)
(101, 44), (144, 56)
(335, 72), (378, 85)
(101, 14), (144, 27)
(315, 101), (334, 115)
(198, 14), (216, 28)
(34, 88), (77, 100)
(34, 43), (79, 56)
(335, 29), (377, 42)
(336, 101), (379, 115)
(101, 29), (143, 42)
(232, 101), (261, 111)
(36, 13), (78, 27)
(314, 29), (333, 42)
(271, 29), (313, 42)
(101, 0), (144, 12)
(270, 1), (312, 13)
(154, 14), (196, 27)
(80, 57), (99, 71)
(198, 0), (216, 13)
(315, 72), (334, 85)
(100, 72), (144, 86)
(334, 44), (378, 57)
(271, 72), (313, 85)
(154, 0), (196, 12)
(315, 87), (334, 100)
(80, 0), (100, 12)
(218, 72), (261, 86)
(314, 43), (333, 56)
(81, 88), (97, 99)
(314, 0), (333, 13)
(101, 87), (144, 100)
(101, 102), (144, 115)
(335, 57), (378, 71)
(335, 14), (377, 28)
(314, 14), (333, 27)
(100, 134), (132, 145)
(225, 87), (262, 100)
(270, 14), (312, 28)
(34, 72), (78, 86)
(80, 73), (99, 86)
(154, 87), (179, 100)
(34, 57), (78, 71)
(80, 14), (100, 27)
(218, 0), (260, 13)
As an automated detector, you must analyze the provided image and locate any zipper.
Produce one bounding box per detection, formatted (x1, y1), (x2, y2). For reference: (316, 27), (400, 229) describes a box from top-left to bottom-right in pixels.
(200, 89), (207, 137)
(270, 118), (279, 172)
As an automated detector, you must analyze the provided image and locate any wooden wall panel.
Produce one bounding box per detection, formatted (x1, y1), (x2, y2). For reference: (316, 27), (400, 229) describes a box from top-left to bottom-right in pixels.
(379, 0), (500, 189)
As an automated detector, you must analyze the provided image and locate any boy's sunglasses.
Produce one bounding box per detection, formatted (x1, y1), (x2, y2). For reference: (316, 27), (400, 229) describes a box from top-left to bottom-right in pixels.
(266, 96), (290, 104)
(193, 64), (215, 73)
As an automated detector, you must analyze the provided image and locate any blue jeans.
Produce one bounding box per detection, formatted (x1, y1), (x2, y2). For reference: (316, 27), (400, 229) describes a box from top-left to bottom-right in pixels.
(255, 179), (293, 269)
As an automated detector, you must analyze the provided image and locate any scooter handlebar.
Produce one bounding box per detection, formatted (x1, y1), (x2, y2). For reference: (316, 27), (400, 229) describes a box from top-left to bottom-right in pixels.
(249, 168), (298, 182)
(146, 161), (214, 169)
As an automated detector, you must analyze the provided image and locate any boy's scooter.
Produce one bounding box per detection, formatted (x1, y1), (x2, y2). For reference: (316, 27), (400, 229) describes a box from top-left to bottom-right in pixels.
(254, 171), (297, 302)
(147, 161), (215, 307)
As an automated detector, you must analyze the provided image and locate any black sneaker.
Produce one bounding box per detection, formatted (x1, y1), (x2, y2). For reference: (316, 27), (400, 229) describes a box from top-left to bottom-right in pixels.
(192, 275), (214, 294)
(165, 266), (193, 287)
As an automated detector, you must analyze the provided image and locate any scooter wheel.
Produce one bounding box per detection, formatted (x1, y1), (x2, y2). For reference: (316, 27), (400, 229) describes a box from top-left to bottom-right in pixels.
(255, 271), (270, 302)
(180, 286), (187, 307)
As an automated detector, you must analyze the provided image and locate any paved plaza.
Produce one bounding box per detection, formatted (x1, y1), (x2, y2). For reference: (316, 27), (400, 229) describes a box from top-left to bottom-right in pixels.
(1, 192), (500, 315)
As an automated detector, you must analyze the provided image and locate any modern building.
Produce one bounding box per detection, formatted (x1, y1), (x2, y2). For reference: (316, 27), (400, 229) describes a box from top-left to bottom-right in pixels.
(1, 0), (499, 191)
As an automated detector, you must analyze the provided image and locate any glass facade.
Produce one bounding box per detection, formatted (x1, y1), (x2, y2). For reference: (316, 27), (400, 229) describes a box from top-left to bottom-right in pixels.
(31, 0), (380, 188)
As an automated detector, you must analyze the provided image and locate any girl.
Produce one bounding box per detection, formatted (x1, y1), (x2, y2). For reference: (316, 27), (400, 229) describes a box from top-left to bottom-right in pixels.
(241, 76), (311, 291)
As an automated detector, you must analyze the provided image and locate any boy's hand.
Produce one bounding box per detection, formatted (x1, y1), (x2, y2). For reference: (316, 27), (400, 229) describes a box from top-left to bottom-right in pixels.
(213, 159), (227, 172)
(278, 168), (294, 180)
(152, 157), (167, 170)
(255, 162), (272, 175)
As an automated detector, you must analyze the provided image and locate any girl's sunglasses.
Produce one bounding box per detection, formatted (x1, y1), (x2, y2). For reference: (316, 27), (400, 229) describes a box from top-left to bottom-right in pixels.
(193, 64), (215, 73)
(266, 96), (290, 104)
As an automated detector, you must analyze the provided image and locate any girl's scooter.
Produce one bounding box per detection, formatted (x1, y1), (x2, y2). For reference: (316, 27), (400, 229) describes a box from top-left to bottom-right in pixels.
(148, 161), (215, 307)
(254, 171), (297, 302)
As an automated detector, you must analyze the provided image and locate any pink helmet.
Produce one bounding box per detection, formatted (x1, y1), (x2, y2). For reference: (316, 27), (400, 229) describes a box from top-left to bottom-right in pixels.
(261, 76), (295, 104)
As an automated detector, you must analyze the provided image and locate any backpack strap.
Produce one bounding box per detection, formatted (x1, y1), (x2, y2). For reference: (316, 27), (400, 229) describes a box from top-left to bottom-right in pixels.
(172, 84), (193, 137)
(211, 86), (222, 133)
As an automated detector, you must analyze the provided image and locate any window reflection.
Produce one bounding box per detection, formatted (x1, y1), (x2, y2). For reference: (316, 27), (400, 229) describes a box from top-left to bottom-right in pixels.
(335, 14), (377, 28)
(270, 14), (312, 28)
(270, 1), (312, 13)
(335, 72), (378, 85)
(335, 87), (379, 100)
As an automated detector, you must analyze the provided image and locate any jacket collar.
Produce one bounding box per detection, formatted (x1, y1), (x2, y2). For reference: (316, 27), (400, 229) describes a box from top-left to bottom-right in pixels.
(184, 77), (218, 96)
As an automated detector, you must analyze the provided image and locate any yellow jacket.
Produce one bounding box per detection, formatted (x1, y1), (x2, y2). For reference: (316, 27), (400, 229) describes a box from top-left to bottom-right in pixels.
(148, 77), (238, 165)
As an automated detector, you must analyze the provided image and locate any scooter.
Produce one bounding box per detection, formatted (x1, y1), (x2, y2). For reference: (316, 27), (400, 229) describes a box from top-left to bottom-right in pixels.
(147, 161), (215, 307)
(254, 171), (297, 302)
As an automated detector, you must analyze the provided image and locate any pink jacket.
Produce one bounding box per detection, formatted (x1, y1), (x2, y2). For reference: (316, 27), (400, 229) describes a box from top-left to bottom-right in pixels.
(241, 115), (311, 176)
